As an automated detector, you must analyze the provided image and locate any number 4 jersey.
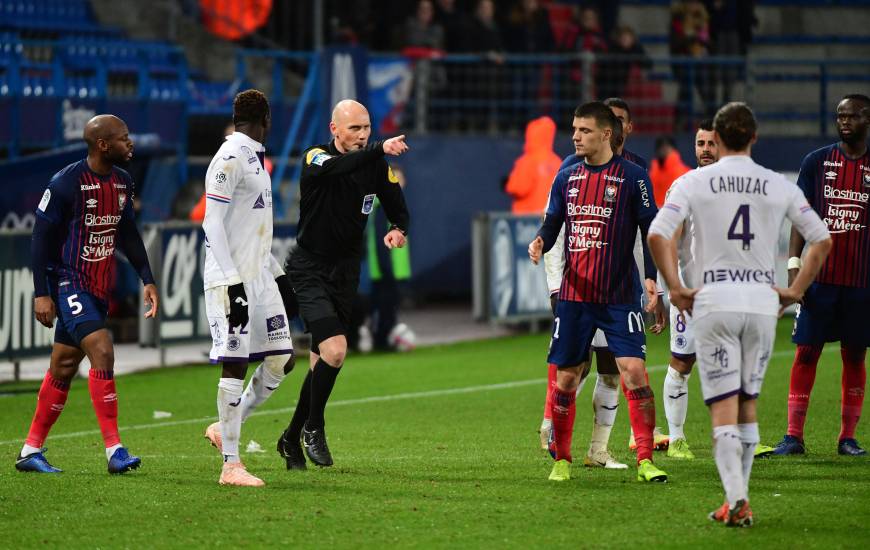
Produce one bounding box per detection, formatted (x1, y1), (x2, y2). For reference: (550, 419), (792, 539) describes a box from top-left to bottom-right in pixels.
(650, 155), (830, 317)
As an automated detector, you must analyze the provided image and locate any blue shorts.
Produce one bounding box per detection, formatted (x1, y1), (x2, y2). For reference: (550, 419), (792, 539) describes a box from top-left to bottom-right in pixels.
(51, 284), (108, 347)
(792, 282), (870, 347)
(548, 301), (646, 367)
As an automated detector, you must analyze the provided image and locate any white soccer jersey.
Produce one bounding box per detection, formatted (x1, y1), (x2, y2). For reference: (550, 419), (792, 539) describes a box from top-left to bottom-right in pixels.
(649, 155), (830, 317)
(202, 132), (282, 289)
(665, 174), (697, 287)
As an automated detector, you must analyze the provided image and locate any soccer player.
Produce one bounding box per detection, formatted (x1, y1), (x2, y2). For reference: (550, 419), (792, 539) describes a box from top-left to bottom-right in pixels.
(17, 114), (158, 474)
(539, 98), (666, 469)
(530, 101), (667, 483)
(277, 99), (410, 469)
(201, 90), (296, 487)
(649, 102), (832, 526)
(659, 119), (719, 460)
(773, 93), (870, 456)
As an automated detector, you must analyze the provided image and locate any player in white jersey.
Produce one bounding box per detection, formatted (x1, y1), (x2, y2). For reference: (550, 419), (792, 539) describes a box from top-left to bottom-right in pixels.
(656, 119), (719, 459)
(200, 90), (296, 487)
(649, 102), (832, 526)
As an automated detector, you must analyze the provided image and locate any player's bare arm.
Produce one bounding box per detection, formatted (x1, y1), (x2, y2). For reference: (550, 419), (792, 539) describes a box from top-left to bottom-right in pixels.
(648, 232), (698, 315)
(787, 226), (806, 287)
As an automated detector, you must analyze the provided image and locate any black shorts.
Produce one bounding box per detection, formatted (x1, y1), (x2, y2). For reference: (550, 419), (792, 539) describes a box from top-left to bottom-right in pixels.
(286, 246), (360, 349)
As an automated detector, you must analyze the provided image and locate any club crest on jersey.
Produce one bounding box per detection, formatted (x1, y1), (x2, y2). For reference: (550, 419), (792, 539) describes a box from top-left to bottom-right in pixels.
(361, 193), (376, 214)
(604, 184), (618, 202)
(863, 172), (870, 187)
(118, 193), (126, 209)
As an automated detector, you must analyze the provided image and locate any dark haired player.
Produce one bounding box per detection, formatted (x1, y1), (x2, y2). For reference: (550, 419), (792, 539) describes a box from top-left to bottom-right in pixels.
(774, 94), (870, 457)
(200, 89), (296, 487)
(530, 101), (667, 483)
(16, 115), (158, 474)
(649, 102), (831, 526)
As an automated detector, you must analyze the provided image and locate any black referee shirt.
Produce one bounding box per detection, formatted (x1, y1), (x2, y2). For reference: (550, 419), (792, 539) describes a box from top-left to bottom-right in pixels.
(296, 140), (410, 262)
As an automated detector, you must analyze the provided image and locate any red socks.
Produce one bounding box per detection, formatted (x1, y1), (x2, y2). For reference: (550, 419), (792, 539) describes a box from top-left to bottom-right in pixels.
(550, 387), (576, 461)
(544, 363), (557, 420)
(25, 372), (71, 448)
(624, 381), (655, 463)
(840, 346), (866, 441)
(88, 369), (120, 448)
(787, 345), (823, 439)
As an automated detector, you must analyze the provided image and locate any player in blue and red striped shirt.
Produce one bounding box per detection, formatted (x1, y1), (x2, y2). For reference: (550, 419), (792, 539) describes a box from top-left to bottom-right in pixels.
(529, 102), (667, 482)
(775, 94), (870, 456)
(16, 115), (159, 474)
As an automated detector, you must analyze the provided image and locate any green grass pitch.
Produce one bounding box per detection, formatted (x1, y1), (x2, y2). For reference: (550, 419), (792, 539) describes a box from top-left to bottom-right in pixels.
(0, 318), (867, 548)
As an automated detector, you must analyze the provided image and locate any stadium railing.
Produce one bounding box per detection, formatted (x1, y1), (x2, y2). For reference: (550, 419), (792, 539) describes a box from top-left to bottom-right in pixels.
(370, 52), (869, 137)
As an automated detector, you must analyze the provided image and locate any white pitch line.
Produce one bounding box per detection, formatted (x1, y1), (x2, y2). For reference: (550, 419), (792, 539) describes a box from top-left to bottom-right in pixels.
(0, 347), (821, 447)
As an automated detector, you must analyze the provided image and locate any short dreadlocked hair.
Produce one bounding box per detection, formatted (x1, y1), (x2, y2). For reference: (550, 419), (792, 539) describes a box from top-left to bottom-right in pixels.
(233, 89), (270, 126)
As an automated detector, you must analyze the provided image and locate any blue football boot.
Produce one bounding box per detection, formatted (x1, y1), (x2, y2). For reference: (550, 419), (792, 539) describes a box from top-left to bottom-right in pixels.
(107, 447), (141, 474)
(838, 438), (867, 456)
(15, 449), (62, 473)
(772, 434), (806, 456)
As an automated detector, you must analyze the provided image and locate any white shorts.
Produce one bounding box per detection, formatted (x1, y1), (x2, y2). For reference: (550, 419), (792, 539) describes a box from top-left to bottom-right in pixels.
(669, 305), (696, 357)
(205, 268), (293, 363)
(693, 311), (776, 405)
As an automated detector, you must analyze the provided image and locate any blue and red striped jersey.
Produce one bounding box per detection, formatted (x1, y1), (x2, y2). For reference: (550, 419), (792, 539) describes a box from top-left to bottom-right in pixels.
(35, 159), (136, 301)
(559, 147), (647, 172)
(796, 144), (870, 288)
(539, 154), (658, 304)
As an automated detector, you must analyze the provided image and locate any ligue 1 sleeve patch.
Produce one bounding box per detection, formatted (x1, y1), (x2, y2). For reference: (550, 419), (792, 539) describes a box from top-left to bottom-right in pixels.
(387, 166), (400, 184)
(306, 148), (331, 166)
(361, 193), (376, 214)
(37, 189), (51, 212)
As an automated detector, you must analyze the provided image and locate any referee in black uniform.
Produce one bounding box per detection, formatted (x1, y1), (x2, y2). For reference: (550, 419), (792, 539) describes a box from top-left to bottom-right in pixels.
(278, 99), (410, 469)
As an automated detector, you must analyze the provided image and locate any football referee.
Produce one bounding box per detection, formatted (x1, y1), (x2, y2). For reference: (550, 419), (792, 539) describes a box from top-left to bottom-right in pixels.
(277, 99), (410, 469)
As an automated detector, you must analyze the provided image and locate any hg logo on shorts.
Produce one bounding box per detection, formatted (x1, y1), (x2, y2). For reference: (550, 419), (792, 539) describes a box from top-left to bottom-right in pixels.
(710, 346), (729, 369)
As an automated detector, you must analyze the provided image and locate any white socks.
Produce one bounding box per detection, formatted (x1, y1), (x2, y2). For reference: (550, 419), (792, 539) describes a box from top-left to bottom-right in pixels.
(20, 444), (41, 457)
(663, 366), (690, 441)
(590, 374), (619, 453)
(738, 422), (759, 496)
(106, 443), (123, 461)
(713, 424), (746, 506)
(217, 377), (244, 463)
(239, 363), (284, 422)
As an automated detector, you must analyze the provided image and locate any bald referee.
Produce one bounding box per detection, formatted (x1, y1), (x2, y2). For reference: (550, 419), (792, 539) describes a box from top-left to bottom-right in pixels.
(277, 99), (410, 469)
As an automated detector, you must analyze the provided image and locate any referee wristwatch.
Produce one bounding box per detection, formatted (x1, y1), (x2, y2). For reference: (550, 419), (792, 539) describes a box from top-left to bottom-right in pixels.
(390, 224), (407, 236)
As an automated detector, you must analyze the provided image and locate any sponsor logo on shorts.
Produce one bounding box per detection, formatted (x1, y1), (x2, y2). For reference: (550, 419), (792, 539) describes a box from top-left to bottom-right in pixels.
(227, 335), (241, 351)
(711, 345), (729, 369)
(267, 314), (286, 331)
(266, 314), (289, 342)
(674, 335), (687, 349)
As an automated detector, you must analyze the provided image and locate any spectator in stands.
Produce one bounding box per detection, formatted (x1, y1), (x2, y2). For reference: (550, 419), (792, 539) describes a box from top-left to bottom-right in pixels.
(598, 25), (652, 101)
(504, 116), (561, 214)
(705, 0), (756, 104)
(669, 0), (716, 129)
(403, 0), (445, 50)
(575, 6), (608, 54)
(463, 0), (505, 132)
(648, 135), (690, 207)
(433, 0), (466, 52)
(505, 0), (555, 54)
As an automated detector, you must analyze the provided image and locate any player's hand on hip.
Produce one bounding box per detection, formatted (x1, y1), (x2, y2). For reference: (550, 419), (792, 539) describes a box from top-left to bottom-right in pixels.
(384, 229), (406, 249)
(528, 236), (543, 265)
(33, 296), (56, 328)
(383, 135), (408, 156)
(774, 286), (802, 317)
(643, 278), (659, 312)
(143, 284), (159, 318)
(227, 283), (249, 331)
(669, 286), (697, 317)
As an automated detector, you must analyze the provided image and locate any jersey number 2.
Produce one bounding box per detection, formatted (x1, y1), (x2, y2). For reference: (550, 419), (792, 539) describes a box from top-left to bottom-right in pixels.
(727, 204), (755, 250)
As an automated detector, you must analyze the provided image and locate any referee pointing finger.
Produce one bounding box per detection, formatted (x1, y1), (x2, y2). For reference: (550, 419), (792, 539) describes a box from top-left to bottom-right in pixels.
(277, 99), (411, 469)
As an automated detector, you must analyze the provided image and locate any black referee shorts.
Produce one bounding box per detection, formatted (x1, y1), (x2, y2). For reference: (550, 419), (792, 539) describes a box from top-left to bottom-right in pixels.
(286, 246), (359, 350)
